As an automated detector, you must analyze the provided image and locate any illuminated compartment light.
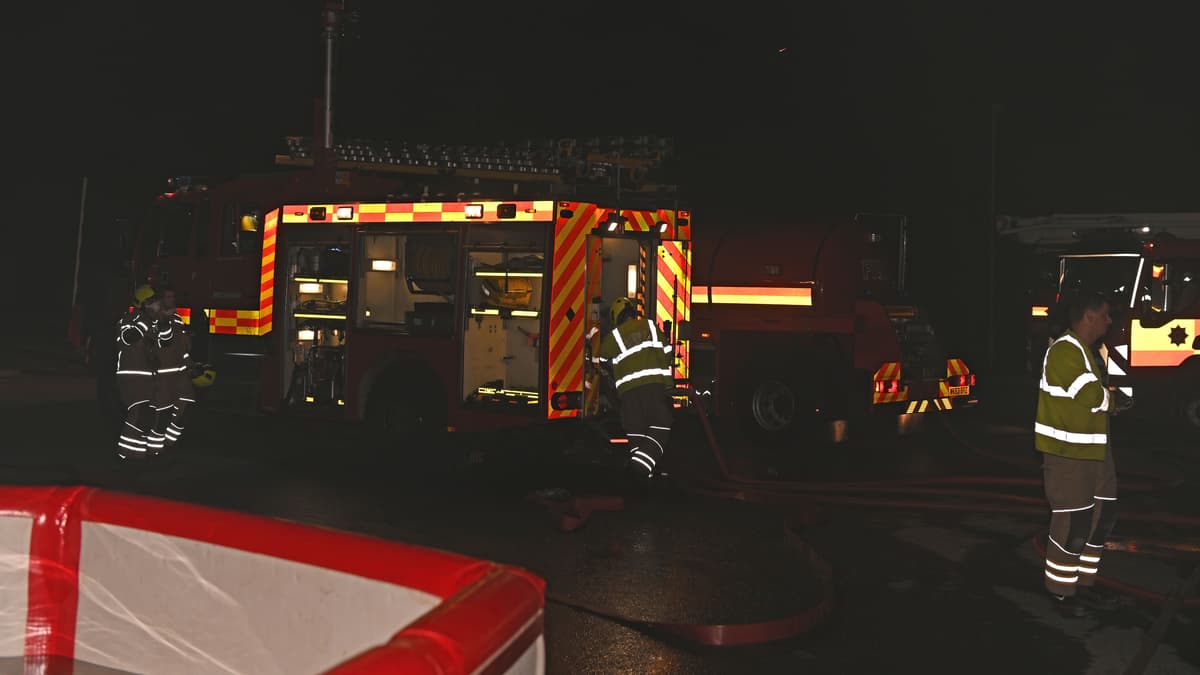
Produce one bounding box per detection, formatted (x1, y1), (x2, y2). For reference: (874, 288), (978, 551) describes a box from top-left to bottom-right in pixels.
(337, 399), (345, 406)
(511, 310), (539, 318)
(371, 259), (397, 272)
(1031, 305), (1049, 317)
(657, 221), (669, 233)
(471, 308), (500, 316)
(294, 313), (347, 320)
(305, 396), (315, 403)
(465, 203), (485, 219)
(335, 206), (354, 220)
(475, 271), (543, 278)
(298, 282), (323, 294)
(627, 265), (637, 298)
(297, 329), (316, 341)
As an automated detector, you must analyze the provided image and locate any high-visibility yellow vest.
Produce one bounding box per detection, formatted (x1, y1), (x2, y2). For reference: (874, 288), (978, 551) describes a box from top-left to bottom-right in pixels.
(1035, 330), (1110, 460)
(598, 318), (674, 396)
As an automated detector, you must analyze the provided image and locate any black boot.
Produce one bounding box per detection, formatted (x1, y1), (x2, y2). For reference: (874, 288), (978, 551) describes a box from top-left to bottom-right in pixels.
(1049, 593), (1092, 619)
(1075, 586), (1123, 611)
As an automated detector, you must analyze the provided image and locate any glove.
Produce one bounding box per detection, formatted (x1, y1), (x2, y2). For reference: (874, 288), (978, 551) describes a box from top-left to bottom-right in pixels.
(1110, 388), (1134, 414)
(120, 324), (144, 345)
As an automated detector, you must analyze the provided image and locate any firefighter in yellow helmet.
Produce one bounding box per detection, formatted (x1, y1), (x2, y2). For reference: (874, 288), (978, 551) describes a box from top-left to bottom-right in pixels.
(114, 287), (163, 459)
(596, 296), (676, 490)
(133, 284), (156, 310)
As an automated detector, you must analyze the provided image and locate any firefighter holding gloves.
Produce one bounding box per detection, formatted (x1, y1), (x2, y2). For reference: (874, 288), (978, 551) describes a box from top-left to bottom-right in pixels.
(1036, 291), (1122, 617)
(151, 288), (198, 449)
(597, 297), (675, 491)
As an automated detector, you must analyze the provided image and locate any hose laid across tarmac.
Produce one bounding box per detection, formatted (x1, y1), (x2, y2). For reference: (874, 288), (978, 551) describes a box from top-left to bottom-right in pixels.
(540, 398), (1198, 646)
(685, 398), (1199, 608)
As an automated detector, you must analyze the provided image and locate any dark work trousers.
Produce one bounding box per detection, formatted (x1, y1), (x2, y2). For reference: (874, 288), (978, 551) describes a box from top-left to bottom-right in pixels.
(619, 384), (674, 478)
(1042, 449), (1118, 597)
(116, 373), (155, 458)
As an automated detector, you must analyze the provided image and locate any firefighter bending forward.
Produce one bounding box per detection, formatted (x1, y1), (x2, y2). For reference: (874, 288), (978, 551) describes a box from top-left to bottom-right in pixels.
(1036, 291), (1121, 617)
(115, 286), (162, 459)
(598, 297), (675, 488)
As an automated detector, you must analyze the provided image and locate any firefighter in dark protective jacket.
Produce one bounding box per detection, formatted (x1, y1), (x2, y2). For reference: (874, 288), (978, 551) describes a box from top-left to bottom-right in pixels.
(115, 286), (161, 459)
(1037, 291), (1129, 617)
(151, 288), (196, 448)
(597, 297), (675, 487)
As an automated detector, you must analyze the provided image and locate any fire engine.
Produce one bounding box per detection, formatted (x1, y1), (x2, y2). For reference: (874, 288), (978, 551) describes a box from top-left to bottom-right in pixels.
(685, 214), (977, 443)
(128, 136), (691, 439)
(998, 213), (1200, 434)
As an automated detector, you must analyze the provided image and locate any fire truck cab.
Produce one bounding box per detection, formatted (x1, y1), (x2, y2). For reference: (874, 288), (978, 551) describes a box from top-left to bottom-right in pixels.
(998, 213), (1200, 434)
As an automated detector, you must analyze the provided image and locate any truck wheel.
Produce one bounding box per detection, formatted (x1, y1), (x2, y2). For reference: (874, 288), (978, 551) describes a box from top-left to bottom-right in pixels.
(1182, 389), (1200, 436)
(740, 369), (825, 446)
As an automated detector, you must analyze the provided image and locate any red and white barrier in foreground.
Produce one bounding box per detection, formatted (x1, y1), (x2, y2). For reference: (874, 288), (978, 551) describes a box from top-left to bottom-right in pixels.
(0, 486), (545, 675)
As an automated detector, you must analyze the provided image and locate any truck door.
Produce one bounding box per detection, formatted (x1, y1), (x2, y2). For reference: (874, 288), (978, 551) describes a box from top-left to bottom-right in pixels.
(580, 234), (657, 415)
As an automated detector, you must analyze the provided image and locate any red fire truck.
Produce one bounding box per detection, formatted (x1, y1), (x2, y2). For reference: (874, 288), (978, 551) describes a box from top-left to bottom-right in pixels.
(685, 214), (976, 443)
(129, 137), (692, 439)
(998, 213), (1200, 434)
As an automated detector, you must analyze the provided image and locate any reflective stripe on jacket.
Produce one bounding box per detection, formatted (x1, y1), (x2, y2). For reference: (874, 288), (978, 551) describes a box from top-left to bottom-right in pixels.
(598, 318), (674, 395)
(115, 311), (155, 376)
(1035, 330), (1110, 460)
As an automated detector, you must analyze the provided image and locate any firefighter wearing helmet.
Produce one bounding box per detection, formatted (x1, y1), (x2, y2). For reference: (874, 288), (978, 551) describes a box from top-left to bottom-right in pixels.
(149, 287), (198, 449)
(114, 286), (167, 459)
(596, 296), (675, 490)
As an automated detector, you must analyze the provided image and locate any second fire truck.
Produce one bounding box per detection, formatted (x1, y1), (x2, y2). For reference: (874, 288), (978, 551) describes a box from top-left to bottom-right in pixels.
(685, 214), (977, 444)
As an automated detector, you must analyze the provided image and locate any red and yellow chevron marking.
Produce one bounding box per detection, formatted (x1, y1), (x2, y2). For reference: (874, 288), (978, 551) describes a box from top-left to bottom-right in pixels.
(279, 200), (555, 224)
(1130, 318), (1200, 367)
(938, 358), (970, 396)
(618, 208), (680, 236)
(583, 238), (605, 416)
(546, 204), (602, 419)
(175, 210), (279, 336)
(636, 245), (647, 315)
(656, 241), (691, 383)
(872, 361), (907, 404)
(257, 209), (278, 334)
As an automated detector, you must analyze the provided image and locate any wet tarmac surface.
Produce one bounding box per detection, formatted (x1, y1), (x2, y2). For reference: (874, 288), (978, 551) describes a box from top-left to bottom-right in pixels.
(2, 344), (1199, 675)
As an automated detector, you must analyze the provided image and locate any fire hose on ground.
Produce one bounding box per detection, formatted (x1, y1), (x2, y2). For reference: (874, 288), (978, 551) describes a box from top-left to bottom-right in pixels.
(535, 395), (1199, 648)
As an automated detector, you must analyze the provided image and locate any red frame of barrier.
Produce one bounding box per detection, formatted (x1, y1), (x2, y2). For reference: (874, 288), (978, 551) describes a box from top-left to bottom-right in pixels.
(0, 486), (545, 674)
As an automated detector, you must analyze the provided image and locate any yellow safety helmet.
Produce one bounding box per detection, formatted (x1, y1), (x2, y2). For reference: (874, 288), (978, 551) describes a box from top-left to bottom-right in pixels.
(609, 297), (634, 325)
(192, 366), (216, 388)
(133, 285), (156, 309)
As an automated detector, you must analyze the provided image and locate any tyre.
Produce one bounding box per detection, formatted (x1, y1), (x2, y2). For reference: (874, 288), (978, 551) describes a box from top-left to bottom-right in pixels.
(1181, 388), (1200, 437)
(737, 364), (827, 447)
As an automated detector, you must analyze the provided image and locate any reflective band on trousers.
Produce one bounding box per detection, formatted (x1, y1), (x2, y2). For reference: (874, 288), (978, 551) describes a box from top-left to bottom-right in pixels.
(1034, 422), (1107, 445)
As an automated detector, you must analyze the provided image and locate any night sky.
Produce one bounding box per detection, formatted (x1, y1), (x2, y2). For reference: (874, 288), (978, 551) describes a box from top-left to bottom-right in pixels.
(7, 2), (1200, 369)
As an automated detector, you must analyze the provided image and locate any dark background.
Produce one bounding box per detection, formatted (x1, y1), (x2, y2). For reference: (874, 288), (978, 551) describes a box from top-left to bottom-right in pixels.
(6, 1), (1199, 373)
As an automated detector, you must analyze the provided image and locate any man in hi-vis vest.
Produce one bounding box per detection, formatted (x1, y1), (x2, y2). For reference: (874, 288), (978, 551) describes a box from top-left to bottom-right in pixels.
(597, 296), (675, 492)
(1037, 291), (1127, 618)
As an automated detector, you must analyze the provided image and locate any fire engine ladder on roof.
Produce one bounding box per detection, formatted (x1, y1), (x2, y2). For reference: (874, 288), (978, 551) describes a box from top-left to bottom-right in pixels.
(274, 135), (680, 203)
(996, 213), (1200, 248)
